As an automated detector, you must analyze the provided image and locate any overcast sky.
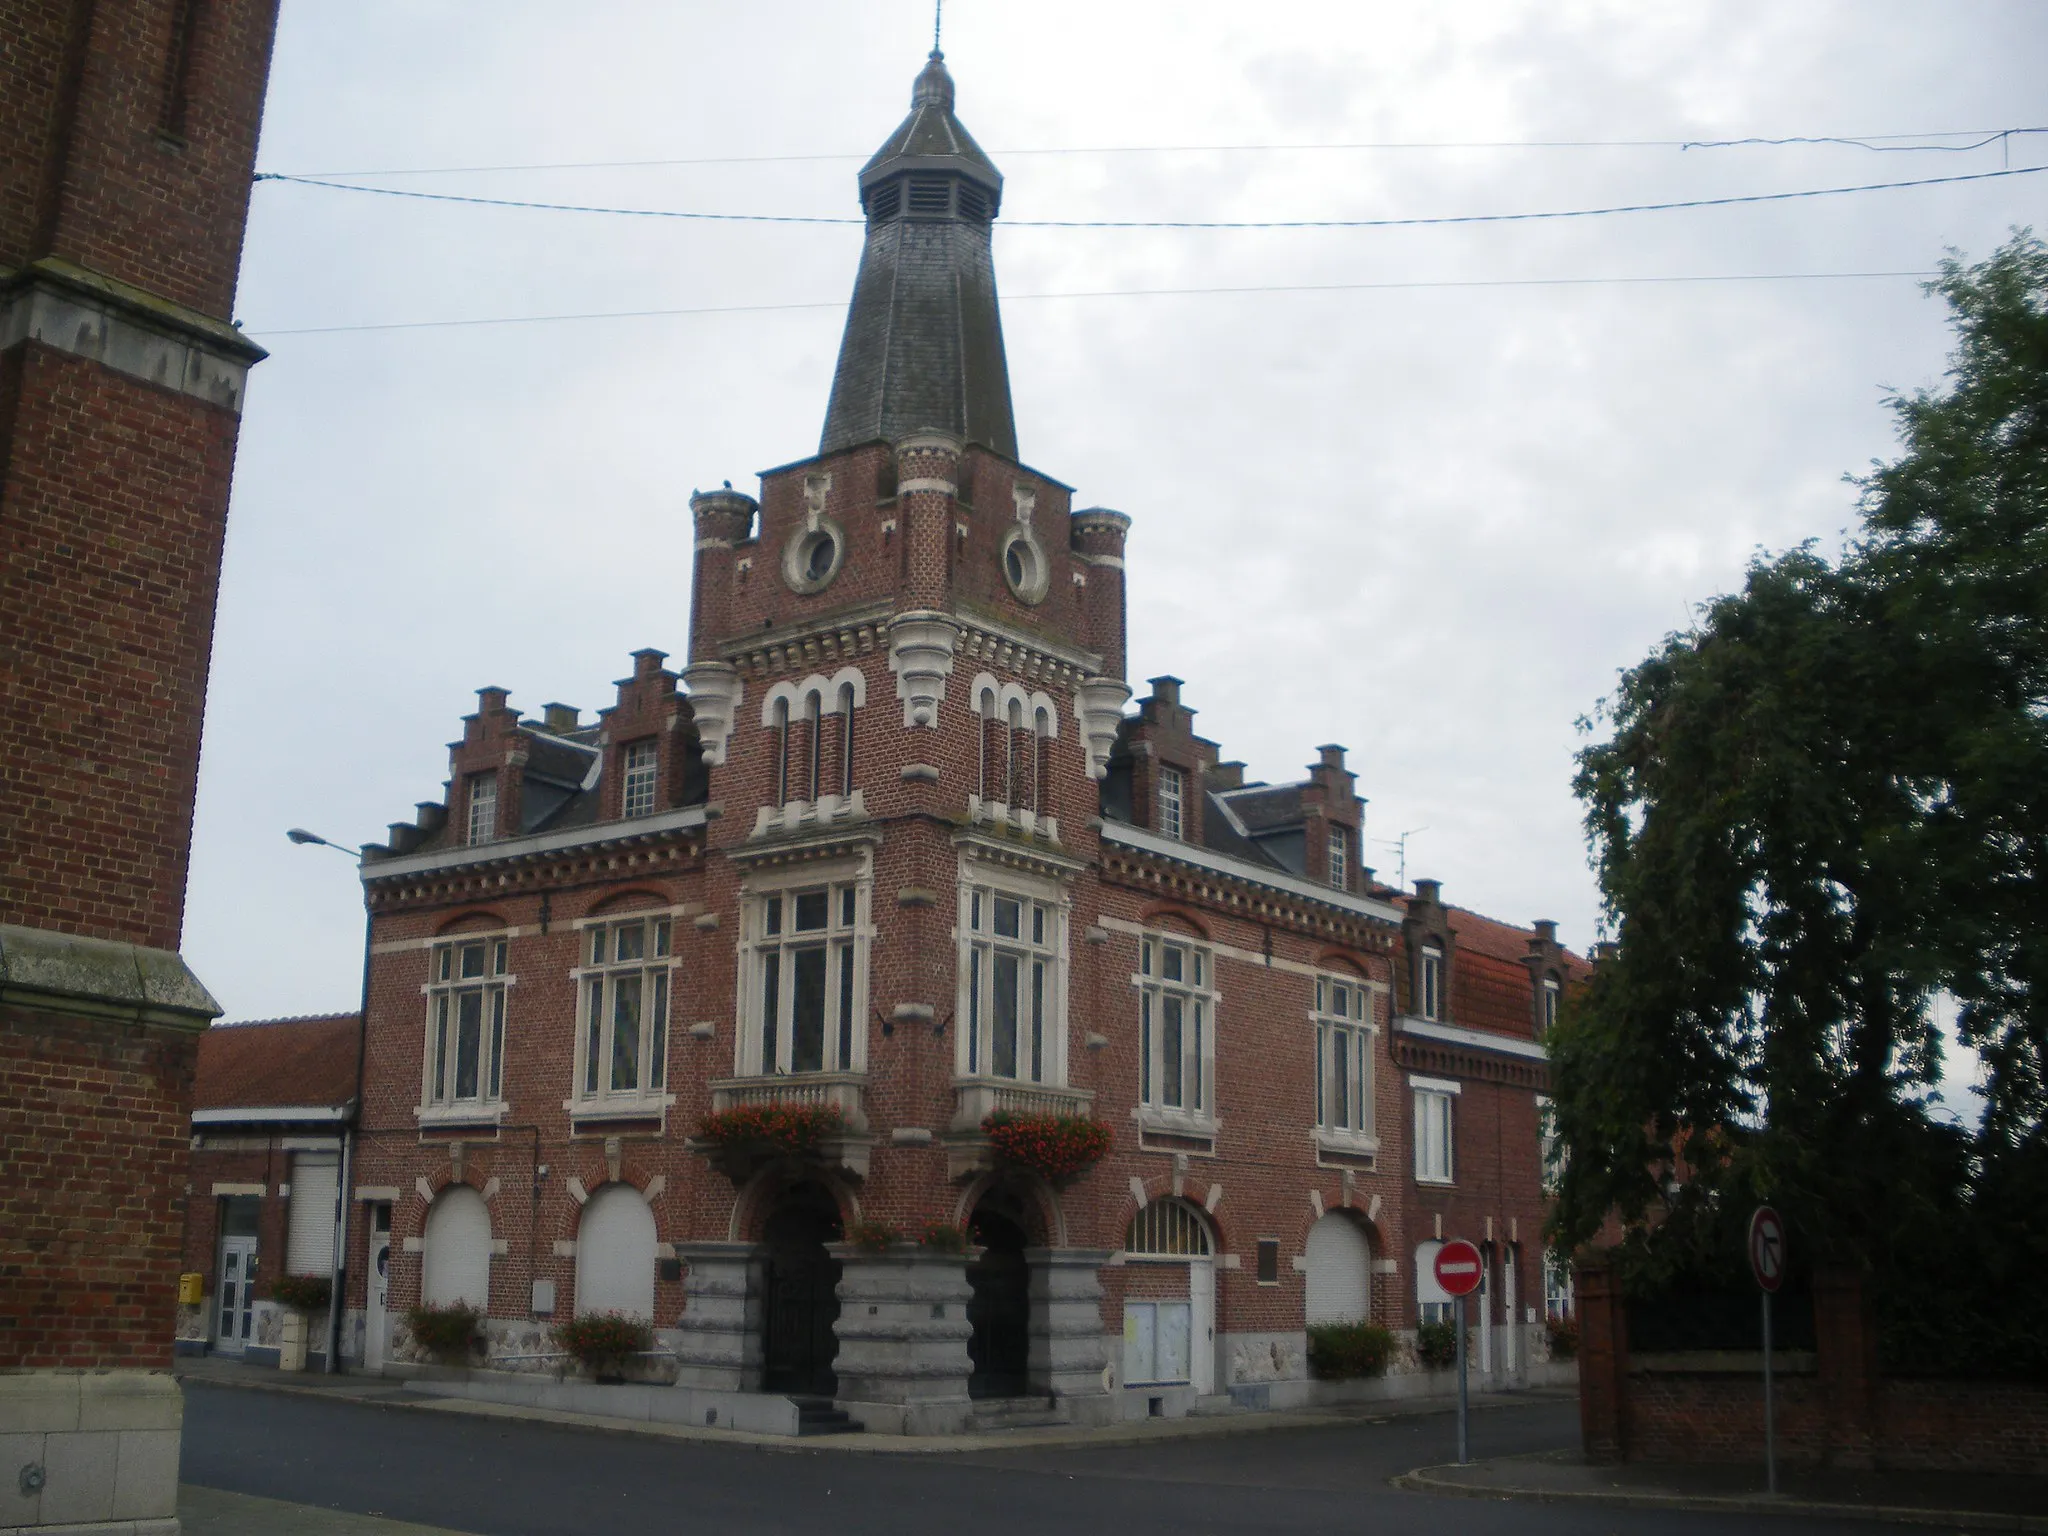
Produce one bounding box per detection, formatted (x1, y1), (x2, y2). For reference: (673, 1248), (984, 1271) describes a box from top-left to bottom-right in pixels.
(188, 1), (2044, 1112)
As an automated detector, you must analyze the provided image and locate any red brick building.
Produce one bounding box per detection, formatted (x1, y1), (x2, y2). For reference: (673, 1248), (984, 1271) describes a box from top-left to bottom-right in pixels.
(174, 1015), (358, 1367)
(2, 0), (281, 1524)
(341, 49), (1579, 1431)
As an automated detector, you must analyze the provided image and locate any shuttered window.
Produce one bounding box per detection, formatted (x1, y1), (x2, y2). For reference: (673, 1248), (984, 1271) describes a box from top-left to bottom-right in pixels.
(1305, 1214), (1371, 1324)
(286, 1153), (338, 1276)
(575, 1184), (657, 1321)
(422, 1186), (492, 1308)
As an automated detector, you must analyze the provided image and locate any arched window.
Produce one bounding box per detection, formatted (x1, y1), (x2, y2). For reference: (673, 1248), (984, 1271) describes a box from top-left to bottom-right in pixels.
(575, 1184), (657, 1321)
(805, 692), (822, 802)
(772, 697), (790, 807)
(1305, 1213), (1371, 1324)
(422, 1186), (491, 1309)
(838, 682), (857, 797)
(1125, 1199), (1212, 1257)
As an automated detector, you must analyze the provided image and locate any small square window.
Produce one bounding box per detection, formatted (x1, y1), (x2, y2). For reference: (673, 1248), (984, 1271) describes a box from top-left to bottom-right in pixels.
(1256, 1239), (1280, 1285)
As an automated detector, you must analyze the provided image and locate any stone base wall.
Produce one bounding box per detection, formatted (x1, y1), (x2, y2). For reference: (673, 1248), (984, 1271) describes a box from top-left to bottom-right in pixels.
(831, 1247), (973, 1435)
(0, 1371), (182, 1533)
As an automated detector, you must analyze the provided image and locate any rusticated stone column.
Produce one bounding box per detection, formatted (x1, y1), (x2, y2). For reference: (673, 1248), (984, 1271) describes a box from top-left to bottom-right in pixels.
(1026, 1248), (1113, 1422)
(831, 1245), (973, 1434)
(672, 1243), (766, 1391)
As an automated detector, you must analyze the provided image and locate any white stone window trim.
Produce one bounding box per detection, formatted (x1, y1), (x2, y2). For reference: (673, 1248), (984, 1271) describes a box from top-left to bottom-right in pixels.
(732, 852), (874, 1080)
(755, 667), (869, 837)
(620, 738), (659, 819)
(1157, 764), (1185, 841)
(566, 913), (678, 1117)
(416, 932), (515, 1122)
(1312, 971), (1379, 1153)
(465, 773), (498, 846)
(1131, 931), (1218, 1130)
(967, 672), (1061, 841)
(1414, 1079), (1458, 1185)
(953, 857), (1071, 1088)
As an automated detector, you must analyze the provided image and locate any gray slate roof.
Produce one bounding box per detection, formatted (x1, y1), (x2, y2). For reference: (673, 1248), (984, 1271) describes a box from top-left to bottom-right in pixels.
(819, 52), (1018, 460)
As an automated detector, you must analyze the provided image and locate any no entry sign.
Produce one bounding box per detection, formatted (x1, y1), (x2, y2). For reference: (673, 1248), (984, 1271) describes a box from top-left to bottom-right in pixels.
(1749, 1206), (1786, 1293)
(1433, 1239), (1485, 1298)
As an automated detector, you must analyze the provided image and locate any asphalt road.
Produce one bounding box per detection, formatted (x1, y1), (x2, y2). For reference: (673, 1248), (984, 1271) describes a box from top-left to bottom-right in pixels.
(181, 1383), (1893, 1535)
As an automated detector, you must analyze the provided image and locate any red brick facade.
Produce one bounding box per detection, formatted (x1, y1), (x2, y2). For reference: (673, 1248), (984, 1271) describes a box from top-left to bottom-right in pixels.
(0, 0), (283, 1412)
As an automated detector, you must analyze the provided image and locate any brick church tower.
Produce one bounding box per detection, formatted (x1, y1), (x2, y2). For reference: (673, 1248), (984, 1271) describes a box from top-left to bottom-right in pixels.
(2, 2), (282, 1524)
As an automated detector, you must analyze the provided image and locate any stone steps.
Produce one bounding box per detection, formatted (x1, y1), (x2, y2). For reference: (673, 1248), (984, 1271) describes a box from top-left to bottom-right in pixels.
(966, 1394), (1068, 1432)
(793, 1397), (863, 1436)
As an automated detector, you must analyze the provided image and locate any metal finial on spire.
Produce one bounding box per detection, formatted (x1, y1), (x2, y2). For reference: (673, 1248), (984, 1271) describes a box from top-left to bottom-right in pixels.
(934, 0), (943, 55)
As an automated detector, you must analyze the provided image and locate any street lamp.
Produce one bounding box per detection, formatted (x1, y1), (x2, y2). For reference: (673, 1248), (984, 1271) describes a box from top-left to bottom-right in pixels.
(287, 825), (365, 1374)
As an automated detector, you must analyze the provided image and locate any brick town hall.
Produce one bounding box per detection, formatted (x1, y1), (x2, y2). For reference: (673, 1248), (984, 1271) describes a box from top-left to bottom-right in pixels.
(291, 48), (1580, 1431)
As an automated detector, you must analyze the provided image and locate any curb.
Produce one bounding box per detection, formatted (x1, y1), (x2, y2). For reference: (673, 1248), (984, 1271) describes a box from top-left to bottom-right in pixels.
(177, 1366), (1557, 1457)
(1392, 1463), (2048, 1532)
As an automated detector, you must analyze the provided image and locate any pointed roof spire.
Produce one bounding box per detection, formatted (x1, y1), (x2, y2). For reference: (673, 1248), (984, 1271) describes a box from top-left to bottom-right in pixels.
(818, 48), (1018, 461)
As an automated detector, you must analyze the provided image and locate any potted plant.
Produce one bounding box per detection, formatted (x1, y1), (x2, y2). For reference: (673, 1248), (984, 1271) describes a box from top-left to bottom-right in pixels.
(917, 1219), (970, 1255)
(1416, 1318), (1459, 1370)
(551, 1312), (653, 1381)
(844, 1218), (899, 1254)
(980, 1110), (1112, 1185)
(405, 1301), (485, 1366)
(692, 1102), (848, 1181)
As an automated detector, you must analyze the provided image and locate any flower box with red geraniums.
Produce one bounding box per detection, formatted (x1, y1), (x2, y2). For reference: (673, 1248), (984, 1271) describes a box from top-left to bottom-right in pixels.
(981, 1111), (1112, 1183)
(694, 1102), (846, 1155)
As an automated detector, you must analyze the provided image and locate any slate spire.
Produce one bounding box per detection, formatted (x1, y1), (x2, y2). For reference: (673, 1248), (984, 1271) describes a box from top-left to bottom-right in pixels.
(818, 50), (1019, 460)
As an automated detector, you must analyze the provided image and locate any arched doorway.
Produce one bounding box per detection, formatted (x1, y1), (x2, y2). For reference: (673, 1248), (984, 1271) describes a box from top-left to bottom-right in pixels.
(966, 1187), (1034, 1398)
(761, 1182), (843, 1397)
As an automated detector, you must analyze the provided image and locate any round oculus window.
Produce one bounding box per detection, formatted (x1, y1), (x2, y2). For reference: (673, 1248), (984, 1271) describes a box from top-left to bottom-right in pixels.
(782, 520), (846, 594)
(999, 528), (1049, 605)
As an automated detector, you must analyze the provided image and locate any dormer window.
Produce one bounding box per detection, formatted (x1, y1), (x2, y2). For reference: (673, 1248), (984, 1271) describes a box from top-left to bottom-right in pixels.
(465, 774), (497, 846)
(621, 740), (658, 818)
(1327, 826), (1349, 891)
(1541, 976), (1561, 1035)
(1158, 765), (1184, 841)
(1420, 944), (1444, 1021)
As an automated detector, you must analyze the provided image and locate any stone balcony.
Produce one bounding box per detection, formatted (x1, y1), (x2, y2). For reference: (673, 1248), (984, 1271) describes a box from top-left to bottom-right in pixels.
(695, 1072), (874, 1182)
(945, 1076), (1094, 1180)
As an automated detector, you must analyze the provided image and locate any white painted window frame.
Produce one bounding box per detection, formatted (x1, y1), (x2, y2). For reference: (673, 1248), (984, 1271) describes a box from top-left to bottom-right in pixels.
(734, 855), (872, 1079)
(620, 739), (658, 818)
(569, 913), (675, 1114)
(419, 932), (513, 1123)
(955, 862), (1069, 1087)
(1133, 932), (1217, 1133)
(465, 773), (498, 846)
(1413, 1078), (1458, 1184)
(1313, 972), (1377, 1150)
(1157, 764), (1184, 841)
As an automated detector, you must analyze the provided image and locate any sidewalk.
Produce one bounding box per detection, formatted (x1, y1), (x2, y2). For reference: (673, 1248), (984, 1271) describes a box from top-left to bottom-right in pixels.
(172, 1354), (1571, 1455)
(1397, 1447), (2048, 1531)
(181, 1486), (470, 1536)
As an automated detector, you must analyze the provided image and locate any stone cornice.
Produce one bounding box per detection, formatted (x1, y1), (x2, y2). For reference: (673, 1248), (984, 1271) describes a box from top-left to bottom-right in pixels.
(0, 923), (221, 1033)
(1, 258), (265, 414)
(1390, 1028), (1550, 1091)
(718, 600), (894, 674)
(954, 605), (1104, 685)
(953, 825), (1090, 882)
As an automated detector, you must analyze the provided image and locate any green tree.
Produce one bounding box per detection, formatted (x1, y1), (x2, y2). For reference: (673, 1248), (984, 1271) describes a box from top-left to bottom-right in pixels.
(1550, 235), (2048, 1370)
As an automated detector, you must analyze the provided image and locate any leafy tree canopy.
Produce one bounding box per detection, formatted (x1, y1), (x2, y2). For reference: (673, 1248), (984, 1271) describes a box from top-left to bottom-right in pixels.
(1549, 234), (2048, 1370)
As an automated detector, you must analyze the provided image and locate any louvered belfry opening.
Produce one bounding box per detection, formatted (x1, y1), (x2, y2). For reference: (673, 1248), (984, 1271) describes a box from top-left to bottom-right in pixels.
(819, 50), (1019, 460)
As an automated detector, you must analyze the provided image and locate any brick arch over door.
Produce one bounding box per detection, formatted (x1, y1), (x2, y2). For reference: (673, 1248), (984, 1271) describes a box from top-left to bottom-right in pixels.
(1304, 1211), (1373, 1325)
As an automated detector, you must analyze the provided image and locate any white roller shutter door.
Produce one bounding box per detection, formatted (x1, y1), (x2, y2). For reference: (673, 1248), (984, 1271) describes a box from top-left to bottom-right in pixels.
(1305, 1214), (1371, 1324)
(286, 1153), (339, 1276)
(575, 1184), (656, 1320)
(422, 1185), (492, 1307)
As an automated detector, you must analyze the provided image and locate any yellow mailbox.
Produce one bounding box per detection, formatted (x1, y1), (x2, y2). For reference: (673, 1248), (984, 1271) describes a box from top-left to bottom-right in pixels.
(177, 1272), (204, 1306)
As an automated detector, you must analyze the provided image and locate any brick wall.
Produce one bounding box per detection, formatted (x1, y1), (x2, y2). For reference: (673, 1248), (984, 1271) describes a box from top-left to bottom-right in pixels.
(0, 1005), (196, 1368)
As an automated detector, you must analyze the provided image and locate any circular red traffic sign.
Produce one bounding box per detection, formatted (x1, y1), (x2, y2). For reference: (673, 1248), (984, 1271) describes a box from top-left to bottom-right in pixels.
(1433, 1239), (1485, 1298)
(1748, 1206), (1787, 1293)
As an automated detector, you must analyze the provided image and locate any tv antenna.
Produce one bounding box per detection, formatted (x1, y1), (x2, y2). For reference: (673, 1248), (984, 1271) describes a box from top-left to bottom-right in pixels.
(1374, 827), (1428, 891)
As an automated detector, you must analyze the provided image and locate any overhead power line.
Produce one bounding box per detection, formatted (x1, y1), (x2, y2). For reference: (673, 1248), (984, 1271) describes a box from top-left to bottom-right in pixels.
(244, 269), (1937, 338)
(268, 126), (2048, 179)
(253, 163), (2047, 232)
